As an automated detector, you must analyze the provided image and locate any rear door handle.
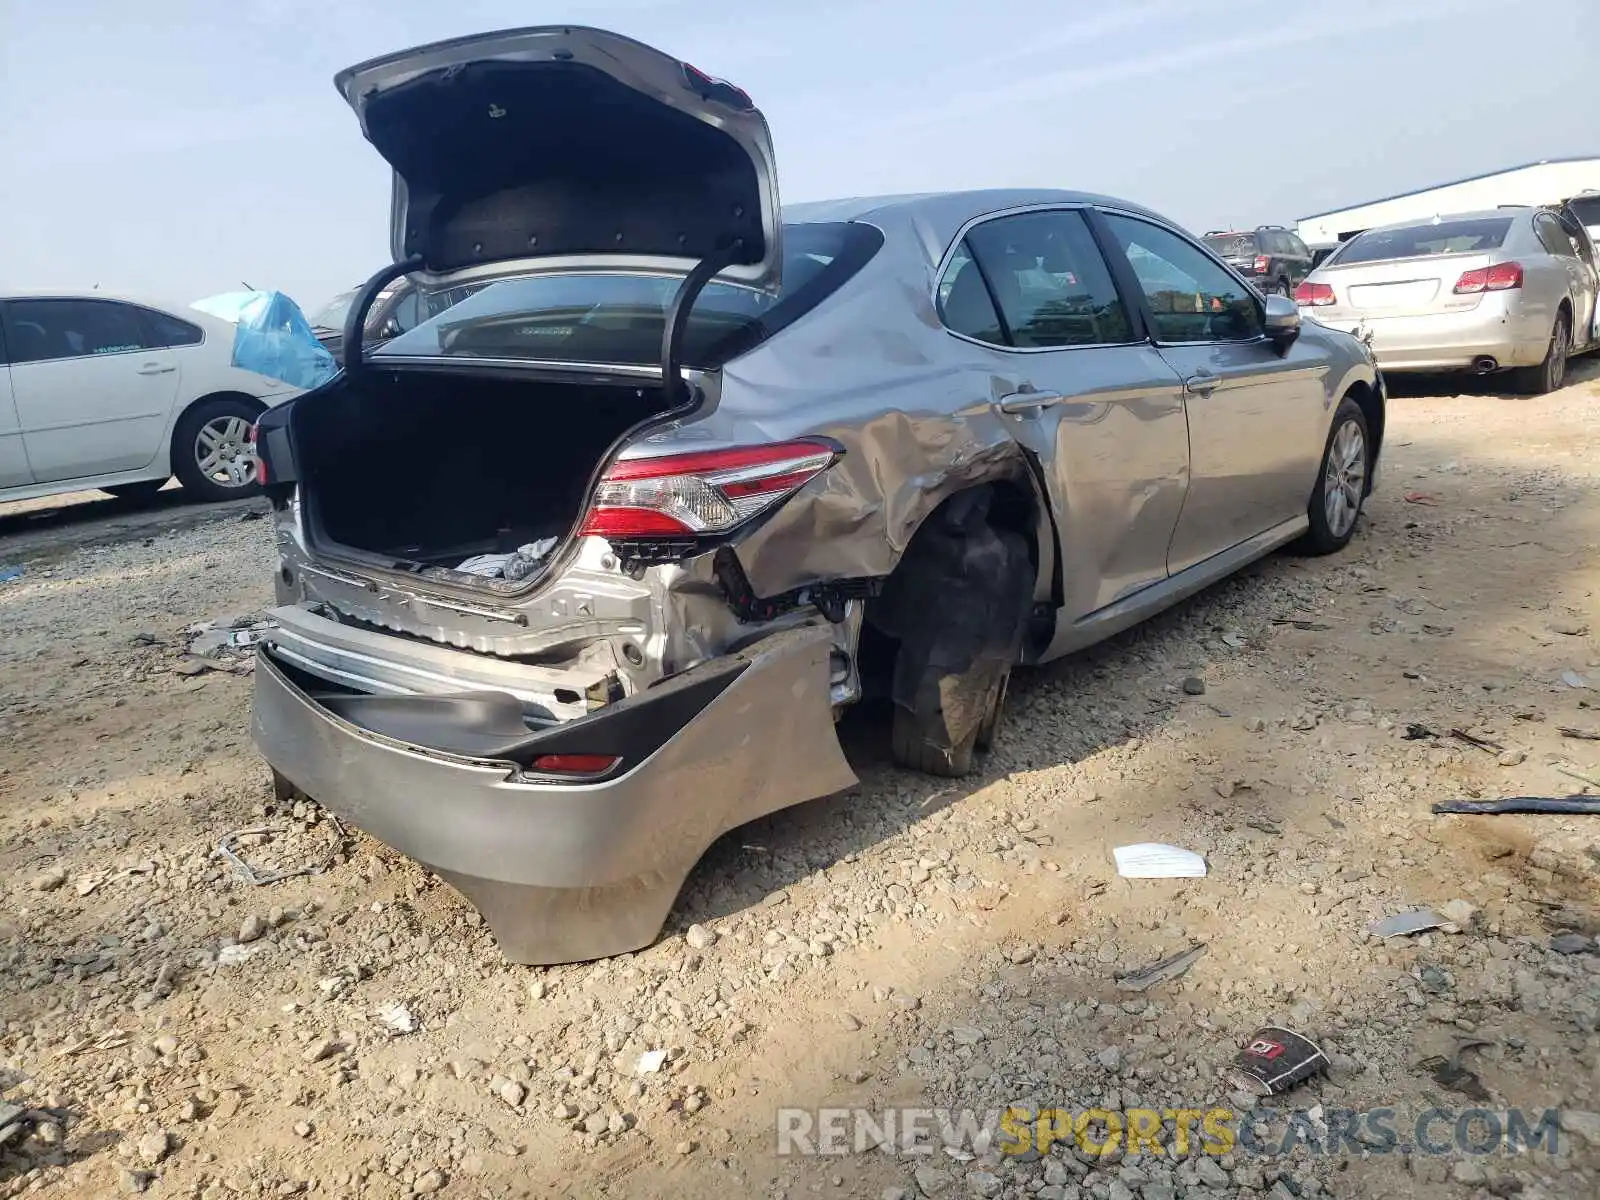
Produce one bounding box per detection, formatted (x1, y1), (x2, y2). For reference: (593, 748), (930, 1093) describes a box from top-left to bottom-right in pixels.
(137, 363), (175, 375)
(1184, 373), (1218, 396)
(999, 391), (1065, 414)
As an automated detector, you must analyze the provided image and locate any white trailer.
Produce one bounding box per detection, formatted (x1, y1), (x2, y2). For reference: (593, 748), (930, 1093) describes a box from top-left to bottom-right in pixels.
(1297, 157), (1600, 255)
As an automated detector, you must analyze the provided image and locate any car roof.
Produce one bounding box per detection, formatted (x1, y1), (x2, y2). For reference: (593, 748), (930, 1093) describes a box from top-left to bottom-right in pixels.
(0, 288), (192, 309)
(783, 188), (1177, 245)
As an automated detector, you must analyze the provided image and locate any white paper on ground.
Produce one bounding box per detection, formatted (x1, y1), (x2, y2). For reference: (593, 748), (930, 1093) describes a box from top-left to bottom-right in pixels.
(1113, 843), (1208, 879)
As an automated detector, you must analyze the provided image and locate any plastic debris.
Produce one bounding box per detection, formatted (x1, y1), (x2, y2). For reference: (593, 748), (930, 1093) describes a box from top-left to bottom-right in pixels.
(1562, 670), (1589, 689)
(1116, 943), (1207, 992)
(1369, 908), (1446, 938)
(635, 1049), (668, 1075)
(1417, 1038), (1493, 1102)
(0, 565), (22, 584)
(190, 290), (335, 391)
(1112, 843), (1207, 879)
(217, 943), (264, 966)
(377, 1003), (418, 1035)
(1431, 795), (1600, 816)
(455, 537), (558, 580)
(1228, 1026), (1329, 1095)
(218, 821), (344, 886)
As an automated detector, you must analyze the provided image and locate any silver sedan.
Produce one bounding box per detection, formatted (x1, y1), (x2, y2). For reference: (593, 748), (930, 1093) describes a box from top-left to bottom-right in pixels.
(1295, 207), (1600, 392)
(250, 24), (1386, 964)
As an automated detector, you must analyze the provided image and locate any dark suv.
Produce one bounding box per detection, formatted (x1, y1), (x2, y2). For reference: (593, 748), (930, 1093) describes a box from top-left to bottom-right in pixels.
(1202, 226), (1314, 297)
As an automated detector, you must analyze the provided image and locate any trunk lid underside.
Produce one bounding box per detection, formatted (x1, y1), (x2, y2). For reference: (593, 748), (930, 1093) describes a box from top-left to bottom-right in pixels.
(335, 24), (783, 292)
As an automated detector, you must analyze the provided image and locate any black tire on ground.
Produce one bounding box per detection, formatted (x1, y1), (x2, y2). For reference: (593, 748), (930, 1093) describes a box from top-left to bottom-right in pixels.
(1295, 396), (1371, 557)
(1510, 310), (1570, 396)
(171, 396), (264, 503)
(1278, 278), (1293, 297)
(103, 479), (169, 501)
(974, 668), (1010, 753)
(892, 703), (979, 777)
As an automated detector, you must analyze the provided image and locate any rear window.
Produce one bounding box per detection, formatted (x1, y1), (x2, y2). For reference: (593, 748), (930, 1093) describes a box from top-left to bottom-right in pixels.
(1332, 217), (1513, 265)
(376, 222), (882, 369)
(1204, 234), (1257, 257)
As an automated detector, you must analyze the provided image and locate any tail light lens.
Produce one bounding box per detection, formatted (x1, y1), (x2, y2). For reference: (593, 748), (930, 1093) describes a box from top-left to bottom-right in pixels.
(248, 424), (267, 485)
(580, 438), (840, 539)
(1454, 262), (1523, 294)
(1253, 255), (1271, 274)
(1294, 281), (1336, 307)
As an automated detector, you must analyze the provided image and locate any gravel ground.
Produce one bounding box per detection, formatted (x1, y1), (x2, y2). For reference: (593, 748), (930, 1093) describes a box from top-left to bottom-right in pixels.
(2, 368), (1600, 1200)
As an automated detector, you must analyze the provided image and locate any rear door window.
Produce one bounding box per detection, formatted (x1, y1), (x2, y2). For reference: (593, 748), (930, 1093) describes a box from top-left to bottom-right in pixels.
(142, 309), (205, 348)
(955, 210), (1134, 348)
(2, 299), (154, 364)
(1535, 214), (1577, 258)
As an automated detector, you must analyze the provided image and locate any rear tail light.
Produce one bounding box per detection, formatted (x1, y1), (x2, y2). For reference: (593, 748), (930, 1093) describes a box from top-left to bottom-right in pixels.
(529, 753), (619, 776)
(1253, 255), (1271, 274)
(1454, 262), (1523, 294)
(580, 438), (840, 540)
(1294, 281), (1336, 307)
(248, 424), (267, 485)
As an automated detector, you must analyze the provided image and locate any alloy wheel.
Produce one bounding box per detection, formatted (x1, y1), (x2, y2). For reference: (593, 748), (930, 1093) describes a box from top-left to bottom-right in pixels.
(195, 415), (257, 490)
(1323, 419), (1366, 538)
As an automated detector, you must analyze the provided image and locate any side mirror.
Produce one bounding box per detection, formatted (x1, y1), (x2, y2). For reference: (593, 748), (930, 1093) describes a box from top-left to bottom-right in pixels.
(1263, 293), (1301, 351)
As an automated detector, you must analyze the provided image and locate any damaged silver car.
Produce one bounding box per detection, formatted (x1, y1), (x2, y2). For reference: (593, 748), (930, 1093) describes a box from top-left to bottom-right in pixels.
(250, 25), (1387, 965)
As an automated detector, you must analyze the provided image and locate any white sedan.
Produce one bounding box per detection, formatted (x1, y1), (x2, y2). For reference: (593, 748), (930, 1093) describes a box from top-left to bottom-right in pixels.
(0, 291), (303, 505)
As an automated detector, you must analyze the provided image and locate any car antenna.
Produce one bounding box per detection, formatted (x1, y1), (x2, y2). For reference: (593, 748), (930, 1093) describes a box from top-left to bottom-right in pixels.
(240, 280), (255, 290)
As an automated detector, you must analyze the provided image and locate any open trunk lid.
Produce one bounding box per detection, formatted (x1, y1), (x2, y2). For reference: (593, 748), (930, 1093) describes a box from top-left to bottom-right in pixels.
(335, 25), (782, 293)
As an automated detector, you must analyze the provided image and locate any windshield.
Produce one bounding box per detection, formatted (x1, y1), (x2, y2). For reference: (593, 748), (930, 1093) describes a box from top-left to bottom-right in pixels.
(1333, 217), (1513, 265)
(375, 222), (880, 368)
(1204, 235), (1257, 257)
(309, 288), (359, 331)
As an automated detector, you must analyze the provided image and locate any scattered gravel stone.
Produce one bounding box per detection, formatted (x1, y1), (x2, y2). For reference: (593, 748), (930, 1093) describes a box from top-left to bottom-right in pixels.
(136, 1130), (172, 1166)
(685, 924), (717, 951)
(237, 914), (266, 944)
(1181, 676), (1207, 696)
(33, 865), (67, 891)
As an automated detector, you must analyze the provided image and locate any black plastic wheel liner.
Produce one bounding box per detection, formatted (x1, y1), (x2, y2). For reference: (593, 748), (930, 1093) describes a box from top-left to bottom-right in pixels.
(869, 487), (1035, 746)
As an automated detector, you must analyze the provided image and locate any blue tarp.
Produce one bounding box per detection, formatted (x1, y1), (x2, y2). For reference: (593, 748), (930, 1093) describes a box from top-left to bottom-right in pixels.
(191, 290), (337, 392)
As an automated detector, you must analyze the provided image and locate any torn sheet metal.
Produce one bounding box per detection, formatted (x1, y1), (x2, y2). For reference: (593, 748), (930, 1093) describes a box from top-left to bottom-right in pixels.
(1116, 943), (1207, 992)
(1369, 908), (1446, 938)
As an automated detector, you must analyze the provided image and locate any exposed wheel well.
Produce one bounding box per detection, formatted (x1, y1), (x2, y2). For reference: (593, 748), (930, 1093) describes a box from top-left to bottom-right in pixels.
(1344, 380), (1384, 484)
(859, 479), (1044, 698)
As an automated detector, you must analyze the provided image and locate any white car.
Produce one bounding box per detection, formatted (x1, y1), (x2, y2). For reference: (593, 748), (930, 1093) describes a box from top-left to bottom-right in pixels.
(0, 291), (304, 505)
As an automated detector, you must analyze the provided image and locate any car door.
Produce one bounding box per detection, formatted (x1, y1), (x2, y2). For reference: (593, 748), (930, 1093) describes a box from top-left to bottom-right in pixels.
(1, 298), (181, 483)
(1537, 212), (1597, 346)
(0, 320), (35, 489)
(938, 207), (1189, 627)
(1096, 210), (1331, 573)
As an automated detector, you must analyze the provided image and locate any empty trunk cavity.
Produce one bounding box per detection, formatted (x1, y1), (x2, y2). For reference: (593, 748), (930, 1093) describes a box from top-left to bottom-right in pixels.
(293, 368), (676, 585)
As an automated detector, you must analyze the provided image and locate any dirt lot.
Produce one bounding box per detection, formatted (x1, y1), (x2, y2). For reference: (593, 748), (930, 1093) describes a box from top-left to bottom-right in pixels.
(3, 368), (1599, 1200)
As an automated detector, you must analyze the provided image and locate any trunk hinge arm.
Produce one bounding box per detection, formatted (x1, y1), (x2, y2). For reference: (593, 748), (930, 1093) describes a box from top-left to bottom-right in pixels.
(660, 239), (747, 404)
(342, 256), (426, 378)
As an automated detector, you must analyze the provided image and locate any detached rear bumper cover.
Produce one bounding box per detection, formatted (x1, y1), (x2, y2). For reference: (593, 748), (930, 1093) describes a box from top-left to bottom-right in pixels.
(251, 623), (856, 964)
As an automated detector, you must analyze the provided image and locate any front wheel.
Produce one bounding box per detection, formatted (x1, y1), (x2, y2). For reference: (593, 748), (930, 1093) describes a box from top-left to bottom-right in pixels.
(1295, 397), (1370, 556)
(172, 397), (264, 502)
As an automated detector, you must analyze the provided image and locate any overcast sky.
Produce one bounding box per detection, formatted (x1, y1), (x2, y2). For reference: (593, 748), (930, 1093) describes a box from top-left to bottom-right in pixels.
(2, 0), (1594, 312)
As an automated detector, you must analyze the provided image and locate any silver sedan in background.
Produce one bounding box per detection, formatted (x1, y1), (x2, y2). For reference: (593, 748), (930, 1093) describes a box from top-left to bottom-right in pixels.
(1295, 207), (1600, 393)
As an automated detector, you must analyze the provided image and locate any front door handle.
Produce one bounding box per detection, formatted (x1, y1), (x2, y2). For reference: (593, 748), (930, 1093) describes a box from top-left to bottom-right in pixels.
(1184, 372), (1218, 396)
(137, 363), (176, 375)
(999, 391), (1064, 414)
